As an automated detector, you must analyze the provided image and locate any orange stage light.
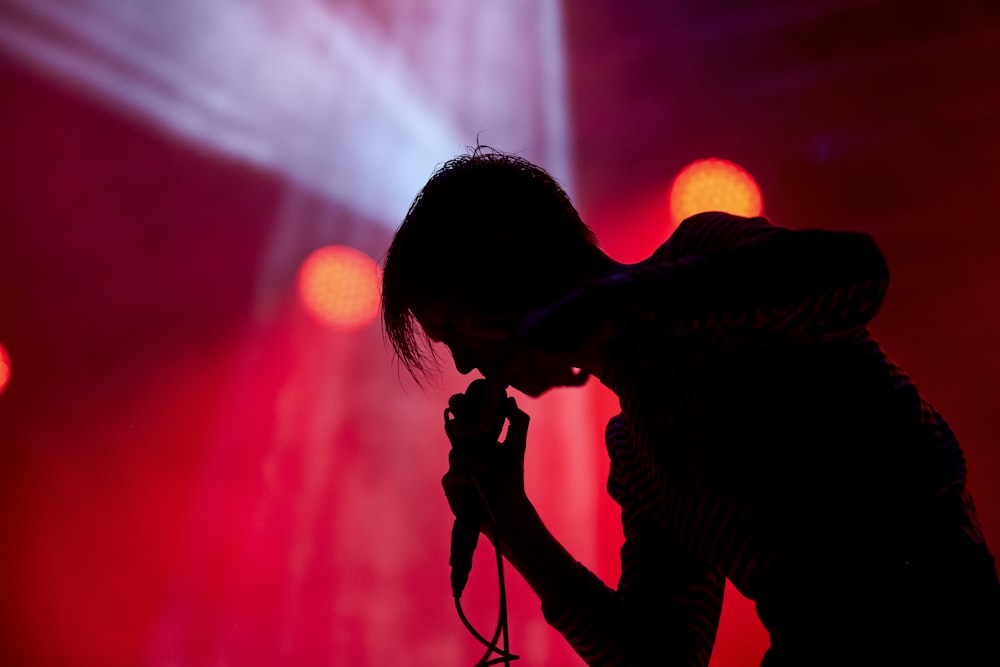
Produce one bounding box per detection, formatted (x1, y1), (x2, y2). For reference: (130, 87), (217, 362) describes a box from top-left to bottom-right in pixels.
(297, 245), (381, 329)
(669, 158), (763, 226)
(0, 342), (9, 395)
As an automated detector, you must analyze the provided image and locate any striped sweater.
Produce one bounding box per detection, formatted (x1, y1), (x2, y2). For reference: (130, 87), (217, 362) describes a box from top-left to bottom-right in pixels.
(540, 212), (986, 665)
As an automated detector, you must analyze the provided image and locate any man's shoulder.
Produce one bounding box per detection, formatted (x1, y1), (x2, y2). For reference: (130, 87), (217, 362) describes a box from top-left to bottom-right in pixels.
(662, 211), (773, 259)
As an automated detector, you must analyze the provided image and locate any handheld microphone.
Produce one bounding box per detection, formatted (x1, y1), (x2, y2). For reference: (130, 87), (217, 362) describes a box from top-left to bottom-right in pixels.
(450, 489), (483, 597)
(444, 379), (508, 598)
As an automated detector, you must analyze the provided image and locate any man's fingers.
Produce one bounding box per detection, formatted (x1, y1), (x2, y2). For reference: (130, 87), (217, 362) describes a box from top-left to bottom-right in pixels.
(441, 462), (483, 519)
(475, 378), (509, 432)
(503, 396), (530, 459)
(448, 392), (466, 413)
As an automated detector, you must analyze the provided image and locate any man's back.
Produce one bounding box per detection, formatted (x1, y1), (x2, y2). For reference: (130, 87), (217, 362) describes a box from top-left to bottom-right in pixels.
(598, 214), (1000, 664)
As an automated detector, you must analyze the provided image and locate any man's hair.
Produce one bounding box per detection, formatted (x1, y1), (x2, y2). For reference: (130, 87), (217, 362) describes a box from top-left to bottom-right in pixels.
(380, 145), (600, 383)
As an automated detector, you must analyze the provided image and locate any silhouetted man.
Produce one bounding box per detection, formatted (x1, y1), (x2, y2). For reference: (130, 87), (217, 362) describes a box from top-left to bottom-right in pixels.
(380, 147), (1000, 666)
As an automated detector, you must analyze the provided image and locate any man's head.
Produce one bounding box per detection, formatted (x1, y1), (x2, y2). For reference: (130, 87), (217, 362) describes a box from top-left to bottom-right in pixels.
(381, 146), (606, 388)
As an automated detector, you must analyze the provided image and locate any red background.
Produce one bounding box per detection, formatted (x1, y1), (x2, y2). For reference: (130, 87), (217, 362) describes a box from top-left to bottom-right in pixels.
(2, 3), (1000, 666)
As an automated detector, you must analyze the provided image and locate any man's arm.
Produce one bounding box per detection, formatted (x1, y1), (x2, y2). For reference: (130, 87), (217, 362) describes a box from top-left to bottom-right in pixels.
(505, 212), (889, 369)
(530, 417), (724, 666)
(444, 398), (722, 666)
(623, 211), (890, 343)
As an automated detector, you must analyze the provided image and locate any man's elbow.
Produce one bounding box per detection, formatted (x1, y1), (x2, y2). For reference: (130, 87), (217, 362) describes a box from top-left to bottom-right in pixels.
(857, 232), (890, 307)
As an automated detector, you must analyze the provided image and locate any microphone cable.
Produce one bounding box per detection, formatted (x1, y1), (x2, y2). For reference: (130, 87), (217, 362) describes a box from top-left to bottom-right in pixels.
(444, 407), (520, 667)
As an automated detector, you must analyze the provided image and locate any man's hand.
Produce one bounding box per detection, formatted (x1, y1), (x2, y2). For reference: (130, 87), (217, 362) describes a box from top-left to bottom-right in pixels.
(440, 383), (583, 618)
(442, 380), (531, 542)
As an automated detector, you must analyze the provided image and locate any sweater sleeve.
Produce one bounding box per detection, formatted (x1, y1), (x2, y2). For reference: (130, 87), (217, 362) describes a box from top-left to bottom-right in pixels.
(540, 417), (725, 667)
(615, 211), (889, 344)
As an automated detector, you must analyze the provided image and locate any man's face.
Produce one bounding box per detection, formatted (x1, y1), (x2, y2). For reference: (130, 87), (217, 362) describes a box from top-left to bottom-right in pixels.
(413, 298), (580, 398)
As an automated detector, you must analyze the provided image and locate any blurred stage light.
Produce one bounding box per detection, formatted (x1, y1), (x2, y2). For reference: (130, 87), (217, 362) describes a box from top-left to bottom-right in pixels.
(669, 158), (763, 226)
(0, 0), (464, 230)
(0, 342), (9, 395)
(297, 245), (381, 329)
(0, 0), (571, 232)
